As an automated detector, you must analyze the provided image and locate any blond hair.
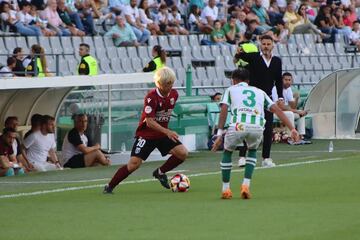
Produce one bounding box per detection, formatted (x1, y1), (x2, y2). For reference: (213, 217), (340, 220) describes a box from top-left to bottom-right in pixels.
(154, 67), (176, 86)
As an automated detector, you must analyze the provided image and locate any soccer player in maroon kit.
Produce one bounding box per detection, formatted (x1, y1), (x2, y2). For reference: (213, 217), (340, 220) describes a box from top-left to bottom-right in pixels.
(104, 67), (189, 193)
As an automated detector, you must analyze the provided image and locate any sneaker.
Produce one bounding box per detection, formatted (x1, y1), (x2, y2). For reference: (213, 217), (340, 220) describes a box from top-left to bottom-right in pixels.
(103, 184), (113, 194)
(262, 158), (276, 168)
(221, 188), (233, 199)
(152, 169), (170, 189)
(238, 157), (246, 167)
(240, 184), (251, 199)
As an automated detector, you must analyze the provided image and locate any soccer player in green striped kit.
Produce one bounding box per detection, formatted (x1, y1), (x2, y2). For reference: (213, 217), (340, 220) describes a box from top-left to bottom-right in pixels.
(212, 69), (299, 199)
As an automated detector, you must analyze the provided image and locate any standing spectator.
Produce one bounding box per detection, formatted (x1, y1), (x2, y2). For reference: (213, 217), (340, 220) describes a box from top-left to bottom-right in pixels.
(210, 20), (228, 45)
(23, 44), (48, 77)
(0, 57), (16, 78)
(156, 4), (178, 34)
(41, 0), (71, 36)
(57, 0), (86, 36)
(61, 114), (111, 168)
(4, 116), (35, 172)
(0, 128), (25, 177)
(314, 5), (338, 43)
(188, 4), (212, 33)
(349, 20), (360, 49)
(223, 15), (240, 44)
(12, 47), (26, 77)
(139, 0), (161, 35)
(124, 0), (150, 44)
(168, 5), (189, 35)
(16, 2), (43, 36)
(200, 0), (218, 27)
(78, 43), (98, 75)
(23, 115), (62, 172)
(24, 114), (43, 139)
(234, 35), (283, 167)
(143, 45), (166, 72)
(105, 15), (139, 46)
(0, 1), (41, 36)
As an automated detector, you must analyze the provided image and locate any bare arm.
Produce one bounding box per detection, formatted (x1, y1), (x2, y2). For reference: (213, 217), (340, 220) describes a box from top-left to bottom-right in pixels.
(77, 143), (100, 154)
(270, 104), (299, 141)
(211, 104), (228, 151)
(48, 148), (59, 164)
(146, 117), (179, 142)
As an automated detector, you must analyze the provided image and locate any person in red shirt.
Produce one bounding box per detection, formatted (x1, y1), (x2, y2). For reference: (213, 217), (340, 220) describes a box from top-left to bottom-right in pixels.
(104, 67), (188, 193)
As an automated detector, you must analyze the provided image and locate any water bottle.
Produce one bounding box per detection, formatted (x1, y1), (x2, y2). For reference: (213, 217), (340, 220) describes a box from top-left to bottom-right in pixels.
(121, 143), (126, 153)
(328, 141), (333, 152)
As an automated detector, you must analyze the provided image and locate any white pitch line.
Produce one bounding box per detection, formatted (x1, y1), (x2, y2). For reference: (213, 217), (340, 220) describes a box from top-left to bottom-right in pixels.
(0, 157), (343, 199)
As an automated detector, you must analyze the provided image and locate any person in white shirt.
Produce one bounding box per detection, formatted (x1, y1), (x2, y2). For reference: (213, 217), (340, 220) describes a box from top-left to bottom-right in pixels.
(349, 20), (360, 49)
(23, 115), (62, 172)
(138, 0), (161, 35)
(156, 4), (178, 34)
(0, 57), (16, 78)
(61, 114), (111, 168)
(124, 0), (150, 44)
(271, 72), (307, 138)
(168, 5), (188, 35)
(200, 0), (218, 26)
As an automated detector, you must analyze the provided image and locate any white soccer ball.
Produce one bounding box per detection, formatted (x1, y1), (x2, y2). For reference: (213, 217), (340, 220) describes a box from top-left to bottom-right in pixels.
(170, 173), (190, 192)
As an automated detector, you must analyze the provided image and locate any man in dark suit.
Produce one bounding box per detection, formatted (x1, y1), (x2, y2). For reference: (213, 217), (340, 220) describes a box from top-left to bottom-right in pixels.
(233, 34), (283, 167)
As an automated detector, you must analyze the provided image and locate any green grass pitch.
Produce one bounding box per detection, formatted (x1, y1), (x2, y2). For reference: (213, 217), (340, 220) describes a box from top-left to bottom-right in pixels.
(1, 140), (360, 240)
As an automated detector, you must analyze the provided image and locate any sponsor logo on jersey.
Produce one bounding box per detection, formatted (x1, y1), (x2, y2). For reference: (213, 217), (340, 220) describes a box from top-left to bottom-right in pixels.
(170, 98), (175, 105)
(155, 110), (172, 122)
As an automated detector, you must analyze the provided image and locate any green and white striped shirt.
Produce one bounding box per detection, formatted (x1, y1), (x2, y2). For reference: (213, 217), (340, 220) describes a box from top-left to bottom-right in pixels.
(220, 82), (274, 128)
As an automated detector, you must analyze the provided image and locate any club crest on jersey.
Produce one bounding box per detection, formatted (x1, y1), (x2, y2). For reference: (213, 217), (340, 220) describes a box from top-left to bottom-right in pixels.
(170, 98), (175, 105)
(235, 123), (245, 132)
(145, 106), (152, 114)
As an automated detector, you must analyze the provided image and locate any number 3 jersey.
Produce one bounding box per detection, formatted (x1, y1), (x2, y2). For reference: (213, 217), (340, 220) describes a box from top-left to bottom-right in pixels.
(135, 88), (179, 139)
(221, 82), (274, 129)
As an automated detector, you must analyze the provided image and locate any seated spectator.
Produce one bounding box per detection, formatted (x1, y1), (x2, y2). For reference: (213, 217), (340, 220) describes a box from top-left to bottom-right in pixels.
(343, 6), (357, 27)
(71, 0), (97, 35)
(268, 0), (283, 26)
(314, 5), (338, 43)
(251, 0), (272, 32)
(189, 0), (205, 10)
(143, 45), (166, 72)
(349, 21), (360, 49)
(272, 72), (307, 139)
(29, 5), (57, 36)
(0, 127), (25, 177)
(12, 47), (26, 77)
(41, 0), (71, 36)
(0, 57), (16, 78)
(105, 15), (139, 46)
(23, 44), (49, 77)
(109, 0), (128, 15)
(61, 114), (111, 168)
(31, 0), (47, 10)
(23, 115), (63, 172)
(139, 0), (161, 35)
(24, 113), (43, 139)
(4, 116), (34, 172)
(57, 0), (86, 36)
(200, 0), (219, 27)
(16, 2), (43, 36)
(0, 1), (41, 36)
(211, 20), (229, 45)
(210, 92), (222, 102)
(271, 19), (289, 43)
(332, 7), (351, 42)
(156, 4), (178, 34)
(188, 4), (213, 33)
(168, 5), (189, 35)
(223, 15), (240, 44)
(124, 0), (150, 44)
(235, 10), (247, 36)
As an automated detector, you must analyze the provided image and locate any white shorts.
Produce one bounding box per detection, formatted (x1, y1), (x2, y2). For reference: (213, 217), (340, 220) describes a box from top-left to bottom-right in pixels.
(224, 125), (263, 151)
(32, 161), (58, 172)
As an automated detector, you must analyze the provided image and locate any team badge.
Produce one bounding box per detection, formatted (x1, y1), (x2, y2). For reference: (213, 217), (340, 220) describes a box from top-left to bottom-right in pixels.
(235, 123), (245, 132)
(254, 109), (259, 115)
(27, 65), (33, 71)
(145, 106), (152, 114)
(170, 98), (175, 105)
(79, 63), (86, 69)
(135, 147), (141, 154)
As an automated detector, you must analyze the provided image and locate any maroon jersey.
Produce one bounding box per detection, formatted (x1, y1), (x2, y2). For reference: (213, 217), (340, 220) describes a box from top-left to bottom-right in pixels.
(135, 88), (178, 139)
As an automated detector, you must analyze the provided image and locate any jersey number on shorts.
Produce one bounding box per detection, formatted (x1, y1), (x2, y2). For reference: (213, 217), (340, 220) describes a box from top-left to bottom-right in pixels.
(242, 90), (256, 107)
(137, 138), (146, 148)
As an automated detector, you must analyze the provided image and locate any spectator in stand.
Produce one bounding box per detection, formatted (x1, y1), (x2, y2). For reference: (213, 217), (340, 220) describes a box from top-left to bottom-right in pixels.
(248, 19), (263, 36)
(343, 6), (357, 27)
(156, 4), (178, 34)
(139, 0), (161, 35)
(188, 4), (213, 33)
(0, 128), (25, 177)
(12, 47), (26, 76)
(189, 0), (205, 10)
(109, 0), (128, 15)
(23, 115), (63, 172)
(16, 2), (43, 36)
(41, 0), (71, 36)
(4, 116), (35, 172)
(228, 0), (243, 15)
(235, 10), (247, 35)
(332, 7), (352, 42)
(78, 43), (98, 75)
(31, 0), (47, 10)
(29, 5), (57, 36)
(71, 0), (97, 35)
(61, 114), (111, 168)
(168, 5), (189, 35)
(0, 57), (16, 78)
(251, 0), (272, 32)
(268, 0), (283, 26)
(211, 20), (229, 45)
(223, 15), (240, 44)
(243, 0), (253, 14)
(271, 19), (289, 43)
(349, 21), (360, 49)
(24, 114), (43, 139)
(105, 15), (139, 46)
(57, 0), (86, 36)
(23, 44), (49, 77)
(0, 1), (42, 36)
(143, 45), (166, 72)
(124, 0), (150, 44)
(314, 5), (338, 43)
(210, 92), (222, 102)
(200, 0), (219, 27)
(275, 0), (286, 13)
(62, 0), (90, 34)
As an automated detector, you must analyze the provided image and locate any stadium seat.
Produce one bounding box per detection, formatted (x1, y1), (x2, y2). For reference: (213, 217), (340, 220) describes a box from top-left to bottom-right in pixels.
(194, 67), (204, 86)
(39, 36), (53, 54)
(294, 34), (305, 45)
(93, 36), (106, 49)
(141, 57), (150, 68)
(121, 58), (134, 73)
(181, 57), (191, 68)
(210, 45), (221, 58)
(137, 46), (150, 59)
(107, 46), (118, 59)
(315, 44), (327, 56)
(131, 58), (142, 72)
(169, 35), (181, 49)
(26, 36), (38, 48)
(176, 68), (186, 86)
(126, 47), (138, 58)
(99, 58), (113, 73)
(325, 43), (336, 56)
(178, 35), (189, 47)
(215, 55), (225, 68)
(67, 57), (78, 75)
(158, 36), (172, 50)
(15, 37), (29, 52)
(116, 47), (128, 58)
(49, 37), (62, 55)
(334, 42), (345, 55)
(224, 55), (236, 69)
(96, 48), (107, 59)
(182, 46), (192, 58)
(148, 35), (158, 46)
(61, 37), (74, 55)
(59, 58), (71, 76)
(110, 58), (122, 73)
(71, 37), (83, 50)
(188, 35), (200, 46)
(206, 66), (218, 86)
(0, 38), (8, 55)
(166, 57), (174, 68)
(4, 37), (17, 52)
(219, 45), (231, 56)
(303, 34), (315, 45)
(288, 43), (298, 56)
(201, 45), (214, 61)
(171, 57), (182, 69)
(277, 44), (289, 56)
